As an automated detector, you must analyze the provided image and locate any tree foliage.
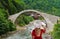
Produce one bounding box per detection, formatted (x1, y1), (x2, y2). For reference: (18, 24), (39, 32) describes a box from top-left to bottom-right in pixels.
(0, 0), (60, 16)
(0, 0), (24, 15)
(0, 9), (16, 35)
(16, 14), (34, 26)
(52, 24), (60, 39)
(15, 0), (60, 16)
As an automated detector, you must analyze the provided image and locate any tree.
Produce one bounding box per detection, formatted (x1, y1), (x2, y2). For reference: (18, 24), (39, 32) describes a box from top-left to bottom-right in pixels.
(0, 8), (16, 35)
(52, 24), (60, 39)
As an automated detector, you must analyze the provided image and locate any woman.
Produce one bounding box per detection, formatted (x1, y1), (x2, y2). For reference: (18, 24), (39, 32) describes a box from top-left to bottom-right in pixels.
(31, 13), (46, 39)
(31, 22), (46, 39)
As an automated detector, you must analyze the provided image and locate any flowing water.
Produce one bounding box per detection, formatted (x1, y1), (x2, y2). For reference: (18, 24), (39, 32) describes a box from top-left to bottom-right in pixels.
(6, 28), (32, 39)
(5, 20), (53, 39)
(5, 23), (35, 39)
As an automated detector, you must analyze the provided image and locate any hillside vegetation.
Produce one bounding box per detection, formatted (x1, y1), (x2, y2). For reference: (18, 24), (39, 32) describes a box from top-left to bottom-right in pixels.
(15, 0), (60, 16)
(0, 0), (60, 16)
(52, 24), (60, 39)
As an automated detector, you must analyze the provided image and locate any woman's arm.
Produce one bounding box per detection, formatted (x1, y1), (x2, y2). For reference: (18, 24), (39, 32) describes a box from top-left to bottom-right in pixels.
(31, 30), (35, 39)
(41, 26), (46, 33)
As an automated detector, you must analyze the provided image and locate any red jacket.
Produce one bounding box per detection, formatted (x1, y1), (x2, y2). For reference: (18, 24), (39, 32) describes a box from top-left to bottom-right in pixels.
(32, 29), (45, 39)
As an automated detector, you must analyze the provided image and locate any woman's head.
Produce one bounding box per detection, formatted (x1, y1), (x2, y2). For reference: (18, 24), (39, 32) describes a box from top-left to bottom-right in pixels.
(35, 28), (41, 32)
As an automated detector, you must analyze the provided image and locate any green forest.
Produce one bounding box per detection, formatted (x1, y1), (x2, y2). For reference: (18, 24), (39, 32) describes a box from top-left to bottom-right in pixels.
(0, 0), (60, 39)
(0, 0), (60, 16)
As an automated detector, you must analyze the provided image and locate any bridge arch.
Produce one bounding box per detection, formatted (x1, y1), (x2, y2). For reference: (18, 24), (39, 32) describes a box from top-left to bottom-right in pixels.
(9, 10), (55, 32)
(9, 10), (47, 23)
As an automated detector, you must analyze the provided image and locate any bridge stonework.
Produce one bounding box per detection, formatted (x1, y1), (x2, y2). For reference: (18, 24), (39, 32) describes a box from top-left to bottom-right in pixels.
(8, 10), (60, 32)
(8, 10), (46, 23)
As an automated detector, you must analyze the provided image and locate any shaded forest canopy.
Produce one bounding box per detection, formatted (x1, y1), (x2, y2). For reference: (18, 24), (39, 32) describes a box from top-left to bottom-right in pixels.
(0, 0), (60, 16)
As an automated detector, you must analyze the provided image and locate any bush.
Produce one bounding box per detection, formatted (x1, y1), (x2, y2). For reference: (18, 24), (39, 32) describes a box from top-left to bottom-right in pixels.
(0, 19), (16, 35)
(16, 14), (34, 26)
(52, 24), (60, 39)
(8, 20), (16, 31)
(0, 9), (16, 35)
(0, 9), (9, 19)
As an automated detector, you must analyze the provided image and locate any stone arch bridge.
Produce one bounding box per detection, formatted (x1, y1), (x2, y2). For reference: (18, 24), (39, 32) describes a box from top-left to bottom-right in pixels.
(8, 10), (60, 31)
